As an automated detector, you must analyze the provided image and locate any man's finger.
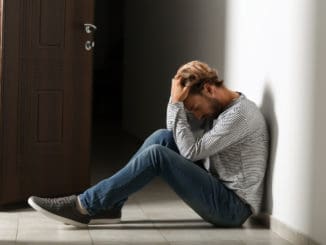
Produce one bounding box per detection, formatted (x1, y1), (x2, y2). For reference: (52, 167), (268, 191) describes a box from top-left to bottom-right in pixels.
(183, 85), (191, 91)
(172, 77), (182, 85)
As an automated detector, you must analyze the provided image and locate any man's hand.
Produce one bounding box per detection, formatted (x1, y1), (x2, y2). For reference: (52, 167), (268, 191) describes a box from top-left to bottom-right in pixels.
(171, 76), (191, 103)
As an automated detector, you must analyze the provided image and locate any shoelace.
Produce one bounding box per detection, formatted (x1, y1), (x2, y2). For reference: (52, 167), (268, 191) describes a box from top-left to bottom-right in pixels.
(43, 196), (75, 209)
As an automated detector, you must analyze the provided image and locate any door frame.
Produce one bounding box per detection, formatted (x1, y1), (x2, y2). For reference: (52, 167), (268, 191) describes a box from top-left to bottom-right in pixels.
(0, 0), (24, 204)
(0, 0), (3, 204)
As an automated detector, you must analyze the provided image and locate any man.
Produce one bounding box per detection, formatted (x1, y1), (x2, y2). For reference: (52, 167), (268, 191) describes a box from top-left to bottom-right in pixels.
(28, 60), (269, 228)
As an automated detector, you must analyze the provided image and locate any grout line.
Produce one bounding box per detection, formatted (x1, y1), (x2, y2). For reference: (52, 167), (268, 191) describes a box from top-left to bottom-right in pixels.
(156, 225), (171, 245)
(88, 227), (94, 245)
(135, 197), (171, 244)
(15, 212), (20, 242)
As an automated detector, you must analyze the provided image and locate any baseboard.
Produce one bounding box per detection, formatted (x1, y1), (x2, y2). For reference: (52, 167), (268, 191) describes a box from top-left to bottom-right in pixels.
(250, 213), (320, 245)
(249, 213), (271, 228)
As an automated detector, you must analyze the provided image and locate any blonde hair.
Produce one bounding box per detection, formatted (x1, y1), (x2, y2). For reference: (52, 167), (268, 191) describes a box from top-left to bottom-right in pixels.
(176, 60), (223, 94)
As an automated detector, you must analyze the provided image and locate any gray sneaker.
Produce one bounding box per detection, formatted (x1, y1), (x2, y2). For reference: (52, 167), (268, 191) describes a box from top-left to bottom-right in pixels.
(28, 195), (122, 227)
(28, 195), (90, 227)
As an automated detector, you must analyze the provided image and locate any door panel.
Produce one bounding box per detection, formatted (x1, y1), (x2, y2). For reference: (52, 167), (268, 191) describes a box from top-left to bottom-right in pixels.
(0, 0), (94, 204)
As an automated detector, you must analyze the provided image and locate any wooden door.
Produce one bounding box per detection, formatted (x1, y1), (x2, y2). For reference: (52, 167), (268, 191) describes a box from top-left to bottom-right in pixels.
(0, 0), (94, 205)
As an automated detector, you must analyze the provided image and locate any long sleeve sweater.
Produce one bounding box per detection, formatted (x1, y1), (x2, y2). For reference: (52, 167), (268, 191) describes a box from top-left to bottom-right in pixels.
(166, 93), (269, 214)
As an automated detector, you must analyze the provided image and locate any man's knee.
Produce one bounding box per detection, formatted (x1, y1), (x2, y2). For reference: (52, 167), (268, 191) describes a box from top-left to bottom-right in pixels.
(145, 144), (172, 170)
(152, 129), (173, 139)
(146, 144), (168, 157)
(148, 129), (174, 145)
(142, 129), (179, 153)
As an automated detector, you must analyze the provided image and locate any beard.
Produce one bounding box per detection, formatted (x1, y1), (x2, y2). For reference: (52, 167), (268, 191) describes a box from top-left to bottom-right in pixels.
(204, 95), (223, 119)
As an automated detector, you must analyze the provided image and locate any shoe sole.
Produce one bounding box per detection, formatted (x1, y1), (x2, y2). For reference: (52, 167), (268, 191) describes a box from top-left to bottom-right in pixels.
(64, 218), (121, 226)
(89, 218), (121, 225)
(28, 197), (88, 228)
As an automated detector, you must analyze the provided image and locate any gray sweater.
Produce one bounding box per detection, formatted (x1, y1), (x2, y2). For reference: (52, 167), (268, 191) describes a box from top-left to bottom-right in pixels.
(166, 94), (269, 214)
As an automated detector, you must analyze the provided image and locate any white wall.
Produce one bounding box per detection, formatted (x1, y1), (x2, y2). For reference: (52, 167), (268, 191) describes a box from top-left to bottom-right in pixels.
(123, 0), (226, 139)
(224, 0), (326, 243)
(310, 0), (326, 242)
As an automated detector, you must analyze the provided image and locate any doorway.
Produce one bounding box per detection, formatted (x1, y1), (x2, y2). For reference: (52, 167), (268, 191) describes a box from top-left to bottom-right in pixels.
(91, 1), (140, 184)
(93, 1), (123, 122)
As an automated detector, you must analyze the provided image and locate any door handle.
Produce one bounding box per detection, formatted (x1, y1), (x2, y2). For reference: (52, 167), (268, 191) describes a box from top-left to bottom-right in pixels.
(84, 23), (97, 34)
(85, 40), (95, 51)
(84, 24), (96, 51)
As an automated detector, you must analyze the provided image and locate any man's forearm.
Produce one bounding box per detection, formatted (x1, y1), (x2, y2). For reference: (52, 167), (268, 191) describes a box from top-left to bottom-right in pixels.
(166, 100), (200, 160)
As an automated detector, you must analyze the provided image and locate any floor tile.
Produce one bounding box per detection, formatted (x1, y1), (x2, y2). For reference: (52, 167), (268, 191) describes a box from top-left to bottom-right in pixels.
(0, 212), (18, 241)
(0, 242), (16, 245)
(16, 210), (92, 245)
(170, 241), (245, 245)
(88, 200), (164, 244)
(89, 227), (168, 245)
(242, 233), (293, 245)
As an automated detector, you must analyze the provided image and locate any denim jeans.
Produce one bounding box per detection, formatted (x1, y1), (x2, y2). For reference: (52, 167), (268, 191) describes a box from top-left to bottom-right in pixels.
(79, 129), (252, 227)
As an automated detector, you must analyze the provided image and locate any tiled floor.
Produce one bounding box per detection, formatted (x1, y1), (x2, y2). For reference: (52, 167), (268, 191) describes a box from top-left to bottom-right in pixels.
(0, 179), (292, 244)
(0, 120), (292, 244)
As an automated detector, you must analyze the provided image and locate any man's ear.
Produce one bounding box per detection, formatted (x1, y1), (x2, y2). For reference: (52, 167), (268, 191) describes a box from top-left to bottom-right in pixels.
(202, 83), (214, 96)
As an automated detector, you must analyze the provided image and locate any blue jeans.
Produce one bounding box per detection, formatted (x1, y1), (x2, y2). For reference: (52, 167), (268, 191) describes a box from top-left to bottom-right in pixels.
(79, 129), (252, 227)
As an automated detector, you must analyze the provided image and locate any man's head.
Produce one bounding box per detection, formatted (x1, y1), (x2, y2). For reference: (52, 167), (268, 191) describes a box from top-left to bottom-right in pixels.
(175, 60), (225, 120)
(176, 60), (223, 94)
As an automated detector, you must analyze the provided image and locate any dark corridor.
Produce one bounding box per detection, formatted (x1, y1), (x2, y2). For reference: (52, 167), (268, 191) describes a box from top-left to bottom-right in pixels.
(93, 0), (124, 122)
(91, 1), (140, 181)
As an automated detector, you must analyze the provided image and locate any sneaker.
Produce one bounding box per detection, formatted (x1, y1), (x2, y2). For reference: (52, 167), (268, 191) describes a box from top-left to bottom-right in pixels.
(28, 195), (122, 227)
(28, 195), (90, 227)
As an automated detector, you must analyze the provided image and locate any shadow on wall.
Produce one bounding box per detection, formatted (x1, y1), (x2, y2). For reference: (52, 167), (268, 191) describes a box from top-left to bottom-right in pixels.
(260, 83), (278, 215)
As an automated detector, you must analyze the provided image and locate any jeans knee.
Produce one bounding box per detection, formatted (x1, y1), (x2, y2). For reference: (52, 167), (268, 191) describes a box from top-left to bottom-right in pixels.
(145, 144), (170, 170)
(142, 129), (179, 155)
(147, 129), (174, 145)
(152, 129), (173, 140)
(146, 144), (166, 157)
